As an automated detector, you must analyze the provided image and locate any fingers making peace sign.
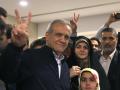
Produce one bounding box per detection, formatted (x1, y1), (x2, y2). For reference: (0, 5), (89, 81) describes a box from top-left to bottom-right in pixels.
(13, 9), (32, 35)
(70, 13), (80, 34)
(15, 9), (32, 25)
(12, 9), (32, 47)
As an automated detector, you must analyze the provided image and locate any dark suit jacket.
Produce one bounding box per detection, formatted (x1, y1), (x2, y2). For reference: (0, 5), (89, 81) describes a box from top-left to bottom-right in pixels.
(0, 43), (23, 90)
(0, 43), (23, 83)
(16, 46), (70, 90)
(96, 50), (120, 90)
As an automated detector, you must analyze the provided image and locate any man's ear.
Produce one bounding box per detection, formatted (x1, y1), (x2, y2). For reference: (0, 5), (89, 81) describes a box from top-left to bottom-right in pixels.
(116, 37), (118, 42)
(96, 83), (98, 87)
(45, 32), (49, 41)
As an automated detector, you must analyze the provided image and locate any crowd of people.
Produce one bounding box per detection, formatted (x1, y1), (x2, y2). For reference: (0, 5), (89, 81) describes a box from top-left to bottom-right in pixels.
(0, 6), (120, 90)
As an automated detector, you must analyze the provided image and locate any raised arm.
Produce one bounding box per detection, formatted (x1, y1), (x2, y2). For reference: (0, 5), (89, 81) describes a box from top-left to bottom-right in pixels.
(11, 9), (32, 47)
(70, 13), (79, 36)
(104, 12), (120, 27)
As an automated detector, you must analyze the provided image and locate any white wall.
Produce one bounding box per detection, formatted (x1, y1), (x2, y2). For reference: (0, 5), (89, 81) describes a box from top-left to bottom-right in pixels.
(38, 22), (50, 38)
(38, 13), (120, 38)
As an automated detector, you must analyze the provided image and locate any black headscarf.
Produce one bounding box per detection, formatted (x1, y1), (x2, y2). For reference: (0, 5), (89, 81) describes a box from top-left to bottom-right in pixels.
(67, 36), (93, 69)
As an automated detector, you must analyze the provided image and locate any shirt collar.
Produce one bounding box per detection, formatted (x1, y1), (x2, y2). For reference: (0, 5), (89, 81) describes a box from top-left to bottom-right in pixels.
(109, 48), (116, 59)
(53, 51), (64, 61)
(101, 48), (116, 59)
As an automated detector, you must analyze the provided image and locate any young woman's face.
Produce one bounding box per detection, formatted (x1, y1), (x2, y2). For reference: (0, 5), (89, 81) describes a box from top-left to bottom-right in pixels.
(80, 72), (98, 90)
(75, 42), (89, 60)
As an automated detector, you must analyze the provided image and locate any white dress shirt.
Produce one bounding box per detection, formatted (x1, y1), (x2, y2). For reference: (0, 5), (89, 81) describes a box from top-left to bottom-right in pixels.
(99, 49), (116, 75)
(53, 52), (64, 78)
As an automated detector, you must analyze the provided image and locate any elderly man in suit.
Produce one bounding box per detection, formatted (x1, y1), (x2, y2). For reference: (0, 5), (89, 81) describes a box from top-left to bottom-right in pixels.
(16, 19), (72, 90)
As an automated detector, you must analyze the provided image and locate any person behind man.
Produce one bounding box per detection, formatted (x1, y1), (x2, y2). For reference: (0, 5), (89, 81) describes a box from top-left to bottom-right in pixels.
(63, 13), (79, 60)
(0, 6), (8, 90)
(0, 6), (8, 53)
(90, 37), (101, 53)
(0, 24), (12, 53)
(96, 12), (120, 39)
(0, 9), (31, 90)
(97, 27), (120, 90)
(0, 7), (7, 35)
(63, 39), (73, 59)
(30, 37), (46, 49)
(16, 19), (72, 90)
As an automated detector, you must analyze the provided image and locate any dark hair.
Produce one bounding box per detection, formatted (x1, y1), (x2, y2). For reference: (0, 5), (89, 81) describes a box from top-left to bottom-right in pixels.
(90, 37), (101, 46)
(30, 37), (46, 49)
(0, 18), (6, 34)
(100, 27), (118, 39)
(68, 39), (73, 48)
(0, 7), (7, 17)
(5, 24), (12, 39)
(46, 19), (72, 33)
(68, 36), (93, 69)
(0, 7), (7, 34)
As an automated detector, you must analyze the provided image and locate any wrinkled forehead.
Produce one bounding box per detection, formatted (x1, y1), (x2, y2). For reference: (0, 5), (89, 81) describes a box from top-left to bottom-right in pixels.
(52, 23), (72, 33)
(101, 31), (117, 38)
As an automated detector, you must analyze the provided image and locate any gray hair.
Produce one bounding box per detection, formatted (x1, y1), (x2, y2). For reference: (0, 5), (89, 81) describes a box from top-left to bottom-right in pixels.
(99, 27), (118, 39)
(46, 19), (72, 33)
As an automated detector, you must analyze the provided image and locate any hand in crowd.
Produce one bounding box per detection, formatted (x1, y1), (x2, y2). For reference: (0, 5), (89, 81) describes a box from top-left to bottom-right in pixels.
(70, 66), (81, 78)
(70, 13), (79, 35)
(12, 9), (32, 47)
(105, 12), (120, 27)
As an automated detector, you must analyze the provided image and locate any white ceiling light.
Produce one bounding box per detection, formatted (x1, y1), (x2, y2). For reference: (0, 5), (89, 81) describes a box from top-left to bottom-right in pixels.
(19, 0), (28, 7)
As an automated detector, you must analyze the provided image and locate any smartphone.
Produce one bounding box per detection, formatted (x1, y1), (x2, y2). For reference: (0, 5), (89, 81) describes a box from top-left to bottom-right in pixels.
(115, 13), (120, 19)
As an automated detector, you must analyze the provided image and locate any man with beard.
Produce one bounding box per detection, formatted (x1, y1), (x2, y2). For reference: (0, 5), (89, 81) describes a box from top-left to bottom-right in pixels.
(97, 27), (120, 90)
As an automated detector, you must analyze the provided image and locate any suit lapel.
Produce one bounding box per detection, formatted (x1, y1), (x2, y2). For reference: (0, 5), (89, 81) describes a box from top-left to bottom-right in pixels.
(60, 61), (64, 79)
(108, 51), (119, 77)
(48, 56), (59, 78)
(43, 46), (59, 78)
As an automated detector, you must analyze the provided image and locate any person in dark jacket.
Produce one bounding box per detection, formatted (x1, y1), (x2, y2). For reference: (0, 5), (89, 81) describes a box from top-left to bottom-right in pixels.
(0, 9), (31, 90)
(96, 27), (120, 90)
(16, 19), (72, 90)
(30, 37), (46, 49)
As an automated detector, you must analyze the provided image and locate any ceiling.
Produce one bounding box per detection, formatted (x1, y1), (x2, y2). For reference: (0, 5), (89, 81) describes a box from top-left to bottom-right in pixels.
(0, 0), (120, 23)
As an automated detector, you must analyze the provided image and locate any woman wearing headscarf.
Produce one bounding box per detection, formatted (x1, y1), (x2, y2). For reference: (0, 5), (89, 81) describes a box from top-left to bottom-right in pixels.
(67, 36), (109, 90)
(79, 68), (100, 90)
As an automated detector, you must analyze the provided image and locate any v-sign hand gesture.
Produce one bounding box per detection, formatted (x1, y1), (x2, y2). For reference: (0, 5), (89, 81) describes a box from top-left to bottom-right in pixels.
(70, 13), (79, 34)
(12, 9), (32, 47)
